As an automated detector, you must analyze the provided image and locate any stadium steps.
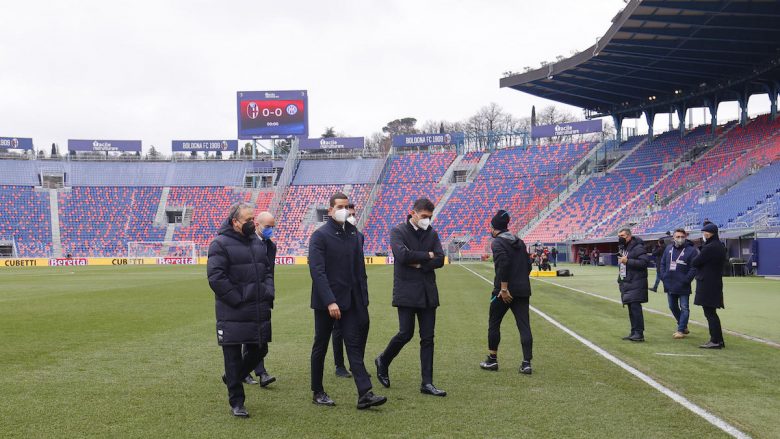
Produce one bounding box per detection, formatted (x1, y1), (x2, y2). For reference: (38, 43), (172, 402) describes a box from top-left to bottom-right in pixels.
(153, 187), (171, 226)
(357, 150), (392, 231)
(48, 189), (63, 257)
(164, 223), (176, 242)
(517, 142), (605, 238)
(268, 140), (300, 215)
(438, 155), (464, 186)
(466, 153), (491, 182)
(432, 184), (458, 219)
(607, 137), (648, 171)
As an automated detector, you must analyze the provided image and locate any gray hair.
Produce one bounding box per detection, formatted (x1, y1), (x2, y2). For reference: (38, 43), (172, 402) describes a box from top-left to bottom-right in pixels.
(618, 227), (632, 236)
(228, 202), (255, 221)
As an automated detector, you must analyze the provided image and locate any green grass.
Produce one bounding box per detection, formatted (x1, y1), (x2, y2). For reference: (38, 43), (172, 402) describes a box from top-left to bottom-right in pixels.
(0, 264), (777, 438)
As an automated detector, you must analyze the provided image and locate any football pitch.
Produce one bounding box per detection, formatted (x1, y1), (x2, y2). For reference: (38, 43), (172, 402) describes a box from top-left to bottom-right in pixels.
(1, 263), (778, 438)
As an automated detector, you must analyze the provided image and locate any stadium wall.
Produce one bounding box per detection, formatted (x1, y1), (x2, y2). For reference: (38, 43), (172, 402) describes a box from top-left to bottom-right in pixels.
(0, 255), (447, 267)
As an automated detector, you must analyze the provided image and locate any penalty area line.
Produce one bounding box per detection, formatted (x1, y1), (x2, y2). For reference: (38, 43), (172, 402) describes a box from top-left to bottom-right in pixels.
(458, 263), (751, 439)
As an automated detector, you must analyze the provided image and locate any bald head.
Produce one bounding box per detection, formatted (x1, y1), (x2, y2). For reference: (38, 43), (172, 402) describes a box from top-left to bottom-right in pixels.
(255, 211), (275, 228)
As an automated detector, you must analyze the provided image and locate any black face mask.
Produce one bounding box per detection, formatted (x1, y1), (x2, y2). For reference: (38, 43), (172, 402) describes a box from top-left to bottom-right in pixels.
(618, 237), (627, 246)
(241, 221), (256, 236)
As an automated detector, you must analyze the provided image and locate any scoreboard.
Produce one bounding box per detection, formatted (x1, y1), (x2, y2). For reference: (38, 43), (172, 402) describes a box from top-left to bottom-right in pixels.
(237, 90), (308, 139)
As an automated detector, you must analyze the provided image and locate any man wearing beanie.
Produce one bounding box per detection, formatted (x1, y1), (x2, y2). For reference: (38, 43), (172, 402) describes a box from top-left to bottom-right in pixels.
(480, 210), (534, 374)
(691, 222), (727, 349)
(617, 228), (651, 342)
(375, 198), (447, 397)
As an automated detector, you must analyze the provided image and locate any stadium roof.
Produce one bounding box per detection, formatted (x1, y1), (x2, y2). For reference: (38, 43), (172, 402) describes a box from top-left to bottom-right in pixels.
(500, 0), (780, 119)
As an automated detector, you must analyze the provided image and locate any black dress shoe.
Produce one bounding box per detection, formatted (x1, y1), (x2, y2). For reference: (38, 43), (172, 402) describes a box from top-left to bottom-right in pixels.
(621, 333), (634, 340)
(699, 341), (724, 349)
(420, 383), (447, 397)
(259, 372), (276, 387)
(231, 405), (249, 418)
(335, 366), (352, 378)
(357, 391), (387, 409)
(244, 375), (258, 385)
(313, 391), (335, 406)
(375, 356), (390, 388)
(628, 333), (645, 342)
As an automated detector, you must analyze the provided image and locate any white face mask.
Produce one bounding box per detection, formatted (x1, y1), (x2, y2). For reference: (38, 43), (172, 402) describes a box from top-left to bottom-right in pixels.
(674, 238), (685, 247)
(346, 215), (356, 226)
(333, 207), (349, 224)
(417, 217), (431, 230)
(701, 235), (707, 243)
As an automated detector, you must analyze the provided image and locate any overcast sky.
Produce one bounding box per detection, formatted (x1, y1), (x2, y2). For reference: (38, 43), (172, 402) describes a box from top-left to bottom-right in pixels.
(0, 0), (771, 153)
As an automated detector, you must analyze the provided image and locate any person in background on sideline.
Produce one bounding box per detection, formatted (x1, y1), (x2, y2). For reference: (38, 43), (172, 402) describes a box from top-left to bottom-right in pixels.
(691, 222), (727, 349)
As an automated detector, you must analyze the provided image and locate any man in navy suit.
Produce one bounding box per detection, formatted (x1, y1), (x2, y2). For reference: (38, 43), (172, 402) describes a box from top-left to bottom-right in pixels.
(308, 192), (387, 409)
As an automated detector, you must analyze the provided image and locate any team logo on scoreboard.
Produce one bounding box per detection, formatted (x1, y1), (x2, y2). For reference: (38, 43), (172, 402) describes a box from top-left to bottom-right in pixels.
(247, 102), (259, 119)
(10, 138), (19, 149)
(286, 104), (298, 116)
(220, 141), (228, 150)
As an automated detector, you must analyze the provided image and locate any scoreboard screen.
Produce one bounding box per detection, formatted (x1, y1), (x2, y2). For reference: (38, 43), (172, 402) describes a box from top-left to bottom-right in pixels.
(237, 90), (308, 139)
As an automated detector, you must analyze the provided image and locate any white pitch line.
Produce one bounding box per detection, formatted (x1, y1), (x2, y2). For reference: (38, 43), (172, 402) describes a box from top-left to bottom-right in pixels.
(458, 263), (751, 439)
(520, 270), (780, 349)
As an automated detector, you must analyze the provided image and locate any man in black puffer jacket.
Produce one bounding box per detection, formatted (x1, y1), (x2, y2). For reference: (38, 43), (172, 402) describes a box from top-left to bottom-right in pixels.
(617, 228), (651, 342)
(479, 210), (534, 374)
(207, 203), (275, 418)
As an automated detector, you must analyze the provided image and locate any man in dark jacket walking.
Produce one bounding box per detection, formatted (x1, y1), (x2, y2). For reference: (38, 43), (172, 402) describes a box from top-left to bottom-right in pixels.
(617, 228), (651, 342)
(330, 203), (362, 379)
(243, 211), (277, 387)
(309, 192), (386, 409)
(375, 198), (446, 397)
(479, 210), (534, 374)
(659, 229), (698, 339)
(691, 222), (727, 349)
(207, 203), (275, 418)
(649, 238), (666, 292)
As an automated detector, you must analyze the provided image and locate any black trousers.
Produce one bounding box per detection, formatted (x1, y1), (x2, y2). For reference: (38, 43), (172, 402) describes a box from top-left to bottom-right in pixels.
(380, 307), (437, 385)
(702, 306), (724, 343)
(627, 302), (645, 335)
(488, 296), (533, 361)
(242, 345), (267, 375)
(222, 343), (267, 407)
(311, 292), (372, 396)
(332, 322), (346, 369)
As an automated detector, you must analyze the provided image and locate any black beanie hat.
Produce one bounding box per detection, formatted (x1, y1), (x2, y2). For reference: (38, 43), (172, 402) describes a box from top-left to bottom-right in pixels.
(491, 210), (510, 231)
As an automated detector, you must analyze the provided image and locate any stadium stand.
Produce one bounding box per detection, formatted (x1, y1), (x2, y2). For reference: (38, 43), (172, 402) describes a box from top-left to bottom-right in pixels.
(292, 159), (384, 185)
(1, 115), (779, 258)
(434, 143), (593, 254)
(0, 186), (52, 256)
(274, 184), (371, 255)
(59, 186), (164, 256)
(361, 151), (455, 254)
(168, 187), (271, 255)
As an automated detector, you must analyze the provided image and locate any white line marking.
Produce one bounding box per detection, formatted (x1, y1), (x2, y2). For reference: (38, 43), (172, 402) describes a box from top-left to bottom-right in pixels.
(459, 263), (751, 439)
(518, 269), (780, 349)
(655, 353), (706, 357)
